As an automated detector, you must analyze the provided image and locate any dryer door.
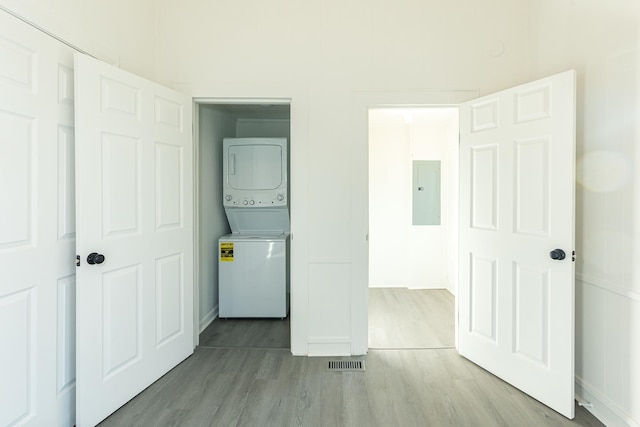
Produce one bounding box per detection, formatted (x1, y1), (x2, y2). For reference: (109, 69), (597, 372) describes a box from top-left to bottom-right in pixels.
(228, 143), (283, 190)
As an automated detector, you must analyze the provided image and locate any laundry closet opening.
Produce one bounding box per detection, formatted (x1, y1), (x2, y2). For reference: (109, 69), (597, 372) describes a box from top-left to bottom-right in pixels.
(368, 107), (459, 349)
(195, 100), (292, 350)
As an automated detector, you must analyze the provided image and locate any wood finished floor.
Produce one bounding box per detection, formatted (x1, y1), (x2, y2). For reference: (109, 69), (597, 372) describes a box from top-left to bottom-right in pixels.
(199, 317), (290, 350)
(98, 289), (604, 427)
(369, 288), (455, 349)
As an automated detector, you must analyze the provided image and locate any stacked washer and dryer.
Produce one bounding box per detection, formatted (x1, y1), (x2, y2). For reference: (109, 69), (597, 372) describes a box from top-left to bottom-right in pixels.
(218, 137), (290, 318)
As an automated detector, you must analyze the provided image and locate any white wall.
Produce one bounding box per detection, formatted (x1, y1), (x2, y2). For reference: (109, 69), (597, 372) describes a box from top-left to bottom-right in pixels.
(154, 0), (532, 356)
(443, 115), (460, 297)
(236, 119), (291, 140)
(0, 0), (157, 80)
(368, 112), (410, 287)
(368, 108), (458, 292)
(197, 106), (235, 331)
(528, 1), (640, 426)
(409, 112), (458, 292)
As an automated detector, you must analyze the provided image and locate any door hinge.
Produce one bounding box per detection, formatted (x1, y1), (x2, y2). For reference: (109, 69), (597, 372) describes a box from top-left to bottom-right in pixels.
(76, 255), (80, 267)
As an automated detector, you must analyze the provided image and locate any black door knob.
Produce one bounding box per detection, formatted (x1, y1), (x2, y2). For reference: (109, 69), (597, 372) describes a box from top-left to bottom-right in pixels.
(549, 249), (566, 260)
(87, 252), (105, 265)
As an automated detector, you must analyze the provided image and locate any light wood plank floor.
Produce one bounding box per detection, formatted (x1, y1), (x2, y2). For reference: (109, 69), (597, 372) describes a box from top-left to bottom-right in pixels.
(369, 288), (455, 349)
(199, 317), (290, 349)
(98, 289), (604, 427)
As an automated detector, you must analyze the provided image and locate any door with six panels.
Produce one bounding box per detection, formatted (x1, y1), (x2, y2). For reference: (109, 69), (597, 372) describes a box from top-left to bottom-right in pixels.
(74, 53), (194, 427)
(458, 70), (576, 418)
(0, 10), (76, 426)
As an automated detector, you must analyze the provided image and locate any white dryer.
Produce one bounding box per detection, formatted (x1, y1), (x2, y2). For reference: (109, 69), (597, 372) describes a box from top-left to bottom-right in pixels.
(218, 137), (290, 318)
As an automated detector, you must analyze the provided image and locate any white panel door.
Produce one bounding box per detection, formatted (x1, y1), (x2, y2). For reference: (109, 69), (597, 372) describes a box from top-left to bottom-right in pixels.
(458, 70), (576, 418)
(0, 10), (76, 427)
(74, 53), (194, 427)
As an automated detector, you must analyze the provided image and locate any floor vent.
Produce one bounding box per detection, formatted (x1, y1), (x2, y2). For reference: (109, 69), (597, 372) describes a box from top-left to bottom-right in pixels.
(327, 360), (365, 372)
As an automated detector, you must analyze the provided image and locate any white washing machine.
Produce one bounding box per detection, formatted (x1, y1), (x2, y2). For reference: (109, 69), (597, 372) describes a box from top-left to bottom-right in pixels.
(218, 233), (289, 318)
(218, 137), (290, 318)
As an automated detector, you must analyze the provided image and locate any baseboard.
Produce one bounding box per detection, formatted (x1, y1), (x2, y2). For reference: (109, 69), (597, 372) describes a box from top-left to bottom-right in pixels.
(307, 337), (351, 356)
(576, 377), (640, 427)
(368, 284), (407, 288)
(199, 305), (218, 333)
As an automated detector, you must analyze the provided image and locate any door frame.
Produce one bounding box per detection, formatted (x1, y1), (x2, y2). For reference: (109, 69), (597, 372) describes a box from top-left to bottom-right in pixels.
(367, 107), (460, 333)
(352, 89), (479, 355)
(192, 96), (305, 353)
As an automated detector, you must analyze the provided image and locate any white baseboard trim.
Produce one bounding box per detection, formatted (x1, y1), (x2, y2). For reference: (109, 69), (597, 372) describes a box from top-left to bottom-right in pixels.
(576, 377), (640, 427)
(307, 337), (351, 356)
(199, 305), (218, 333)
(407, 284), (448, 290)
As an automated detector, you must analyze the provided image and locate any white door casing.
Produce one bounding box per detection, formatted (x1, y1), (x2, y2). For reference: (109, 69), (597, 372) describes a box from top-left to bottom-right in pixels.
(74, 53), (194, 427)
(0, 10), (76, 426)
(458, 70), (576, 418)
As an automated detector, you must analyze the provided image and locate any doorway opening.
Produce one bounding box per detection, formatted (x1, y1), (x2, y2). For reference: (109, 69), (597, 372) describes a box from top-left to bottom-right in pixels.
(194, 100), (292, 350)
(367, 106), (459, 350)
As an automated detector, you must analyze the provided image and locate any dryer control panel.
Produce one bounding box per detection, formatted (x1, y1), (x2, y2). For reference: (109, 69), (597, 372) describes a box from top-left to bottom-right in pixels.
(223, 192), (287, 207)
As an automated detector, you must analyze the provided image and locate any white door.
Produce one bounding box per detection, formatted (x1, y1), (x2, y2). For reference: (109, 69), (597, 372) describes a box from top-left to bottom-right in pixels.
(458, 70), (576, 418)
(0, 10), (76, 426)
(74, 53), (194, 427)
